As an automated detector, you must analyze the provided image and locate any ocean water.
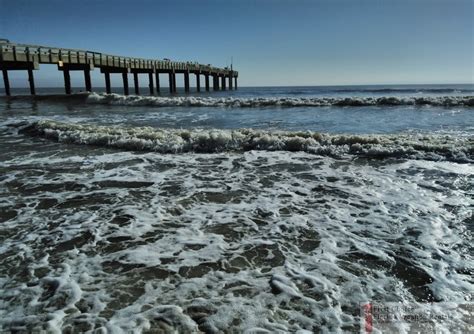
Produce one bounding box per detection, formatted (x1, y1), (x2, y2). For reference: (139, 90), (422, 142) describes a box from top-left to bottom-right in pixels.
(0, 85), (473, 333)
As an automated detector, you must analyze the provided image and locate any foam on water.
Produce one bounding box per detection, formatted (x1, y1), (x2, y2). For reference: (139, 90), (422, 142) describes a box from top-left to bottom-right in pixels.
(0, 146), (472, 332)
(86, 92), (474, 108)
(20, 119), (474, 163)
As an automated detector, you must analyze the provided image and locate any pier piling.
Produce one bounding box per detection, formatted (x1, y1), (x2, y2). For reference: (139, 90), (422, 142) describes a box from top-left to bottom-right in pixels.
(205, 74), (210, 91)
(27, 69), (36, 95)
(63, 70), (71, 94)
(184, 71), (190, 93)
(122, 72), (129, 95)
(221, 75), (226, 90)
(155, 72), (160, 94)
(168, 71), (177, 93)
(58, 63), (94, 94)
(195, 73), (200, 92)
(173, 71), (177, 93)
(168, 72), (173, 93)
(84, 70), (92, 92)
(2, 70), (10, 96)
(104, 72), (111, 94)
(148, 72), (154, 95)
(133, 72), (139, 95)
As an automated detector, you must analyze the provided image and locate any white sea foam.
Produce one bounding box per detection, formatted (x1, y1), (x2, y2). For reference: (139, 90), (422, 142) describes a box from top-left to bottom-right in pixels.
(21, 119), (474, 163)
(86, 92), (474, 107)
(0, 147), (472, 332)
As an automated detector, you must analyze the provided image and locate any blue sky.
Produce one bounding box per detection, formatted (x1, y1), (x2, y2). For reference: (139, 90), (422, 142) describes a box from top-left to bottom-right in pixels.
(1, 0), (473, 87)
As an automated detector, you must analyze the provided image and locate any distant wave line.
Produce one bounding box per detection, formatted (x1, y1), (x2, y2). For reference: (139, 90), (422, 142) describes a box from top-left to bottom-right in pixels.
(2, 92), (473, 108)
(85, 93), (474, 107)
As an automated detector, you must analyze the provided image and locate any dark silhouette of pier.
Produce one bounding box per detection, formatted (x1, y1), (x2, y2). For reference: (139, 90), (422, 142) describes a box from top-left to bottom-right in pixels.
(0, 39), (238, 96)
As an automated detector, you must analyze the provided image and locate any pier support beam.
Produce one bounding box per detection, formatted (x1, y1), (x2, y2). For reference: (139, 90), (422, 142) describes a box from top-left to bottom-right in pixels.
(1, 62), (39, 96)
(122, 72), (129, 95)
(133, 73), (139, 95)
(131, 69), (155, 95)
(184, 71), (190, 93)
(155, 72), (160, 94)
(2, 70), (10, 96)
(205, 74), (210, 91)
(100, 67), (129, 95)
(234, 77), (238, 90)
(58, 63), (94, 94)
(168, 71), (177, 93)
(195, 73), (200, 92)
(168, 72), (173, 93)
(221, 75), (226, 90)
(148, 72), (154, 95)
(104, 72), (111, 94)
(63, 70), (71, 94)
(228, 75), (233, 90)
(173, 71), (177, 93)
(28, 69), (36, 95)
(212, 75), (218, 91)
(84, 70), (92, 92)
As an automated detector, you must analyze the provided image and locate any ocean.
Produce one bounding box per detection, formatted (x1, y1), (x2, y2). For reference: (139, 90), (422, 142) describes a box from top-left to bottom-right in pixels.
(0, 84), (473, 333)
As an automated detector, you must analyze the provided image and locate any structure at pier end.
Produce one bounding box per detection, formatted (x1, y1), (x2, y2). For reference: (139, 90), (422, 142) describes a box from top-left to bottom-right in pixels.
(0, 39), (238, 96)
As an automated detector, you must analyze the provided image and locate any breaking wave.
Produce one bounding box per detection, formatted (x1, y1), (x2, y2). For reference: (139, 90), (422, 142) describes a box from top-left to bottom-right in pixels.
(336, 88), (474, 94)
(86, 93), (474, 107)
(21, 120), (473, 163)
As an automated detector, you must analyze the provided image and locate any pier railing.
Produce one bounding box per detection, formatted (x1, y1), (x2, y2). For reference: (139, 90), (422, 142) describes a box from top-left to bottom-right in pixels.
(0, 40), (238, 96)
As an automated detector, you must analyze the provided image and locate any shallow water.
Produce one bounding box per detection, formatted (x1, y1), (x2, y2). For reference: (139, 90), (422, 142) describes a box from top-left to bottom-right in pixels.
(0, 85), (473, 333)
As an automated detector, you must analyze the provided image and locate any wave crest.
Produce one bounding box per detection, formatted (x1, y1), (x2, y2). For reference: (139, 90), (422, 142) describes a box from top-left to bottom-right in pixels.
(20, 120), (473, 163)
(86, 93), (474, 108)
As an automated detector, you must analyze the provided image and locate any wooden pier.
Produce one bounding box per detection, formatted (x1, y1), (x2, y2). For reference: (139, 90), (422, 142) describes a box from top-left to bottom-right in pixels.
(0, 39), (238, 96)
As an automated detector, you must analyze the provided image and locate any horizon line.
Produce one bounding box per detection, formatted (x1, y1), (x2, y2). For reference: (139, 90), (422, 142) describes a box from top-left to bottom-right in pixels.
(2, 82), (473, 90)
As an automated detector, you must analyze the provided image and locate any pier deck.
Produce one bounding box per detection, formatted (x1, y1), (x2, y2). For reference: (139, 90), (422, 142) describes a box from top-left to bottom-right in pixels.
(0, 39), (238, 96)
